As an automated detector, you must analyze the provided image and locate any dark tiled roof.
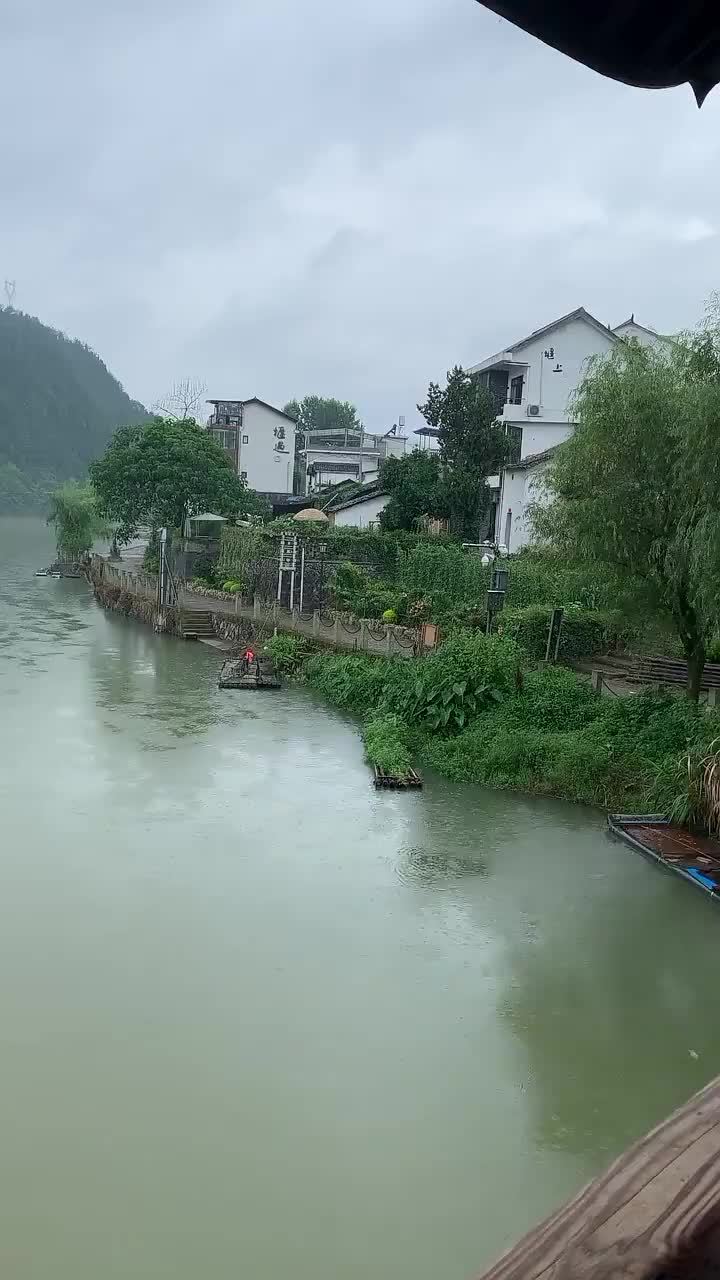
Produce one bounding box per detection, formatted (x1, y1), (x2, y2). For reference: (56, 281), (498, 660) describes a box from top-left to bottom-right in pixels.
(503, 446), (559, 472)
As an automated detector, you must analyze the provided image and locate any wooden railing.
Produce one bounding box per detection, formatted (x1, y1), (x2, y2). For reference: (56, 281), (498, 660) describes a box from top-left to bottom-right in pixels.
(476, 1075), (720, 1279)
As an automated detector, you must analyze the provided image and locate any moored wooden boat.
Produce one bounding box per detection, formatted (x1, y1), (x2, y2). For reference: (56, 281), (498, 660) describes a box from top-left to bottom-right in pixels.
(608, 812), (720, 899)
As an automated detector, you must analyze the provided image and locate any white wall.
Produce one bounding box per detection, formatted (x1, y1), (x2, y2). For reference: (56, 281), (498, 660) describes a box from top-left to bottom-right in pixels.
(519, 420), (574, 460)
(383, 435), (408, 459)
(497, 462), (551, 552)
(510, 315), (615, 423)
(612, 320), (665, 347)
(333, 493), (389, 529)
(238, 402), (295, 494)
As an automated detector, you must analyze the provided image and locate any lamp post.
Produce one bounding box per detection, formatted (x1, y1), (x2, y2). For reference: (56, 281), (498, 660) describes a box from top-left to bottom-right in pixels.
(482, 548), (509, 635)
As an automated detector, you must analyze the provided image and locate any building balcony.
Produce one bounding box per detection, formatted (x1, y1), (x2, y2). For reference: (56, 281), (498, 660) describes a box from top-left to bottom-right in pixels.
(500, 399), (525, 420)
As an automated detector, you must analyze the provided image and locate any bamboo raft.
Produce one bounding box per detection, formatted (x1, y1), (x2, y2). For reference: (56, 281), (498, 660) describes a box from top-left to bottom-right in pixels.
(373, 766), (423, 790)
(218, 660), (281, 690)
(608, 813), (720, 900)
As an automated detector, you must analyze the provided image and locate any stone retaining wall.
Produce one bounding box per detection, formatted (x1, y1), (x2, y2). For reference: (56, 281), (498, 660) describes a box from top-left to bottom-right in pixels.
(92, 578), (182, 635)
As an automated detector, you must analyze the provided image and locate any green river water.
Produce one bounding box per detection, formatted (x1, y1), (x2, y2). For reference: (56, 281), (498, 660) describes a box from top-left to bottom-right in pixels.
(1, 515), (719, 1279)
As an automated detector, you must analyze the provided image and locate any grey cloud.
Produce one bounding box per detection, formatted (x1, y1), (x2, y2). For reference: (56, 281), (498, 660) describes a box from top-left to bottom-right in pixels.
(2, 0), (720, 432)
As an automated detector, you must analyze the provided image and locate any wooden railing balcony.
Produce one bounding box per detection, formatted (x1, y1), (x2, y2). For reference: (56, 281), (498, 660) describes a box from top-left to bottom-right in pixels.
(476, 1074), (720, 1279)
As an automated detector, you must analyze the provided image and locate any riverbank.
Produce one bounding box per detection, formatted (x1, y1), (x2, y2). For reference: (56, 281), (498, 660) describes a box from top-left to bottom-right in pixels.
(89, 554), (719, 815)
(264, 634), (720, 813)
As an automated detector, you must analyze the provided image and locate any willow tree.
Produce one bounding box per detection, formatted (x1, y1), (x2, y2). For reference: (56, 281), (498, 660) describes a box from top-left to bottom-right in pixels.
(47, 482), (108, 562)
(534, 326), (720, 700)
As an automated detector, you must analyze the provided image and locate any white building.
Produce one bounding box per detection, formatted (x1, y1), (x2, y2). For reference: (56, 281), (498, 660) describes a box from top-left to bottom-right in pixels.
(207, 398), (295, 495)
(467, 308), (668, 551)
(301, 427), (407, 493)
(329, 483), (389, 529)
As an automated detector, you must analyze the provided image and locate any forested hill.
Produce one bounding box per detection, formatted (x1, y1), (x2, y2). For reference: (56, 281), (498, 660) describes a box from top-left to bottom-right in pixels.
(0, 307), (147, 512)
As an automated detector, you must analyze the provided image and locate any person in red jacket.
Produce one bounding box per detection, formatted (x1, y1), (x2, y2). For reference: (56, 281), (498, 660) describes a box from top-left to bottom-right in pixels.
(242, 646), (259, 678)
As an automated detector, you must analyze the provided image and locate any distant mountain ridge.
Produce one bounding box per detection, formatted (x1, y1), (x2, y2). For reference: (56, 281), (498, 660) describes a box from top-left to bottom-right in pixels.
(0, 307), (147, 512)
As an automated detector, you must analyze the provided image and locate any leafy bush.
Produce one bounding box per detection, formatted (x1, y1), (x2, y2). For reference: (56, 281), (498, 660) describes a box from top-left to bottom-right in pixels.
(222, 579), (243, 593)
(401, 543), (489, 609)
(264, 633), (315, 675)
(382, 608), (397, 623)
(420, 673), (720, 809)
(305, 653), (390, 714)
(363, 714), (412, 773)
(497, 604), (630, 659)
(329, 561), (406, 620)
(305, 633), (521, 737)
(330, 561), (368, 610)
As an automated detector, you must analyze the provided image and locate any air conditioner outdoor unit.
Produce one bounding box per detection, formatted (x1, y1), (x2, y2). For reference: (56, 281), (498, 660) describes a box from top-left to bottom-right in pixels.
(527, 403), (541, 417)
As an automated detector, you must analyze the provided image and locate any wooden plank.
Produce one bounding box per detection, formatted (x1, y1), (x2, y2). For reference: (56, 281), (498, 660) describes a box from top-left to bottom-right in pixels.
(635, 658), (720, 690)
(476, 1075), (720, 1280)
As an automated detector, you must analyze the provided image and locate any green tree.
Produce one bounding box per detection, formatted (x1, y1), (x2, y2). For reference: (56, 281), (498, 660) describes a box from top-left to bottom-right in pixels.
(283, 395), (361, 437)
(89, 417), (254, 542)
(284, 395), (363, 493)
(378, 450), (444, 531)
(534, 327), (720, 699)
(418, 366), (507, 538)
(47, 481), (108, 561)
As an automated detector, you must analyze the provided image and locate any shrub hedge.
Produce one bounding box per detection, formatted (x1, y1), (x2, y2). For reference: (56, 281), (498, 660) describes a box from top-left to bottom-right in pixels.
(497, 604), (631, 659)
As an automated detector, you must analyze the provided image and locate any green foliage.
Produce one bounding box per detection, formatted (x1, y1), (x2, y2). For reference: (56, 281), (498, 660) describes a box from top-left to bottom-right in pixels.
(421, 673), (715, 808)
(378, 451), (444, 531)
(498, 604), (630, 659)
(382, 608), (397, 623)
(331, 567), (404, 620)
(534, 320), (720, 696)
(284, 395), (361, 436)
(0, 307), (148, 513)
(330, 561), (369, 610)
(400, 542), (488, 609)
(221, 579), (242, 593)
(47, 481), (108, 560)
(305, 632), (520, 731)
(362, 714), (412, 773)
(264, 633), (315, 675)
(418, 365), (508, 537)
(305, 653), (389, 714)
(383, 632), (518, 730)
(90, 417), (252, 541)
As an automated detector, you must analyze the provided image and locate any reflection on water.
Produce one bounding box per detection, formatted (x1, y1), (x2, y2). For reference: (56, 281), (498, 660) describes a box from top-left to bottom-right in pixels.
(1, 517), (719, 1280)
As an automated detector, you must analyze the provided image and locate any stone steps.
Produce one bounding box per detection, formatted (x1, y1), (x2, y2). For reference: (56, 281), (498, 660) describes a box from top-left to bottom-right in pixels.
(181, 608), (216, 639)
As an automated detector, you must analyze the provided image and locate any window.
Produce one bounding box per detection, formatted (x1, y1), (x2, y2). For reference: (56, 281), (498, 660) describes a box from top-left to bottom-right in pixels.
(504, 423), (522, 464)
(213, 428), (236, 450)
(509, 374), (523, 405)
(242, 434), (249, 445)
(240, 471), (248, 482)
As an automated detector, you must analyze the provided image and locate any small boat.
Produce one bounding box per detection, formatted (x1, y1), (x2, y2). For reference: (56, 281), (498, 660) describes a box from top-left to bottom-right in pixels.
(608, 813), (720, 899)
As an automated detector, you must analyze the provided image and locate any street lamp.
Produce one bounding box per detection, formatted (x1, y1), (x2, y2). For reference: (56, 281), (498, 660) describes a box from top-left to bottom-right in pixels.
(482, 546), (510, 634)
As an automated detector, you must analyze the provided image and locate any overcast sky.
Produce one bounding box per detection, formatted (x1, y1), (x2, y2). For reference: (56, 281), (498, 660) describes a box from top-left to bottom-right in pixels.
(3, 0), (720, 431)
